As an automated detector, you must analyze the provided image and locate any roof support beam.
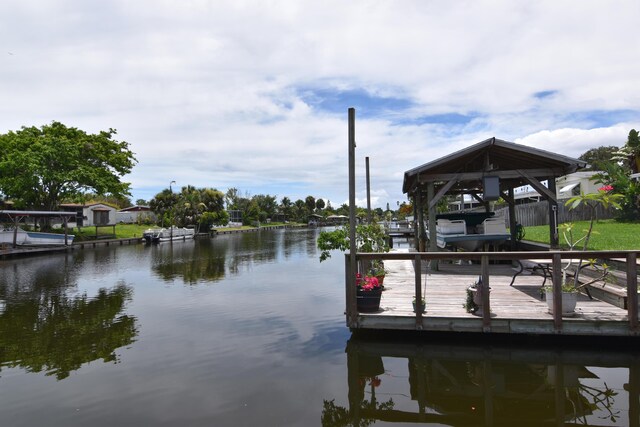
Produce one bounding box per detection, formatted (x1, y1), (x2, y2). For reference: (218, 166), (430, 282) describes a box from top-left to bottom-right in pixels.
(415, 168), (564, 184)
(516, 170), (556, 202)
(428, 175), (460, 210)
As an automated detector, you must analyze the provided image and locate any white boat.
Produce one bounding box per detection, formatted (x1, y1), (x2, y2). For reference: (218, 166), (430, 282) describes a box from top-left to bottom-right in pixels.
(0, 228), (74, 246)
(142, 226), (194, 244)
(433, 217), (509, 251)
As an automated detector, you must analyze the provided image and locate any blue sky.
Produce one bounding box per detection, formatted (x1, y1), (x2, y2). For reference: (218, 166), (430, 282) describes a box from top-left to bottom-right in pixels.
(1, 1), (639, 208)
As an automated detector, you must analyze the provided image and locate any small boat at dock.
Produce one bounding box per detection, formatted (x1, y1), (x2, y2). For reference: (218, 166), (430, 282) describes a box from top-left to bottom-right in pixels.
(142, 226), (195, 244)
(0, 228), (74, 246)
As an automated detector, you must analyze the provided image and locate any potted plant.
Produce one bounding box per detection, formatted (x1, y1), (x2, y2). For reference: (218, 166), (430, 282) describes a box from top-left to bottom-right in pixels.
(356, 273), (382, 312)
(317, 223), (390, 262)
(464, 276), (490, 314)
(370, 260), (389, 286)
(544, 187), (622, 316)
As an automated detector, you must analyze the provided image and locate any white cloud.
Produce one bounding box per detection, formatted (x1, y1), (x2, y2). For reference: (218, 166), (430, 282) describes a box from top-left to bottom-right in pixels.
(1, 0), (639, 208)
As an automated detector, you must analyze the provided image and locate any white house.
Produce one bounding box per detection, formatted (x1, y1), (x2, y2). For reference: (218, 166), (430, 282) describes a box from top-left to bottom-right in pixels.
(61, 203), (117, 227)
(555, 171), (600, 200)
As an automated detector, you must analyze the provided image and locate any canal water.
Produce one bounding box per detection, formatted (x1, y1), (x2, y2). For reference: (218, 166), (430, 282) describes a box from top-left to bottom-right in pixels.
(0, 228), (637, 426)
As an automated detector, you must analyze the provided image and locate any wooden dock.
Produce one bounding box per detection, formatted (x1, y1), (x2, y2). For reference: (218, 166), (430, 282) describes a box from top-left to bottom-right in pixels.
(350, 250), (639, 337)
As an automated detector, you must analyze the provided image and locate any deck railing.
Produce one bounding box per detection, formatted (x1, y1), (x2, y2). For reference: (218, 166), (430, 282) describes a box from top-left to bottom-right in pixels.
(347, 250), (639, 334)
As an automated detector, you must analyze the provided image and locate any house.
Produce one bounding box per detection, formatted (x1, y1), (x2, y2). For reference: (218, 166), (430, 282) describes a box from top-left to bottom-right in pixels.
(555, 171), (600, 200)
(60, 203), (117, 227)
(116, 205), (156, 224)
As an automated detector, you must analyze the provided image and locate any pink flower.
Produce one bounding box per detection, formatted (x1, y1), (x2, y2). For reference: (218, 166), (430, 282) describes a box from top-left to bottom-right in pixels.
(357, 275), (380, 291)
(599, 185), (614, 192)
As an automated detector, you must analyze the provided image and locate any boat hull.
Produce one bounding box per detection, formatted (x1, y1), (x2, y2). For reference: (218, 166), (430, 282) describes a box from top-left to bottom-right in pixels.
(1, 229), (74, 246)
(143, 227), (195, 244)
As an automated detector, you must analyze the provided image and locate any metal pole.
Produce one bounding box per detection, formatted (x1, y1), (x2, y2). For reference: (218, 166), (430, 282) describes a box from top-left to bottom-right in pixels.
(348, 108), (358, 326)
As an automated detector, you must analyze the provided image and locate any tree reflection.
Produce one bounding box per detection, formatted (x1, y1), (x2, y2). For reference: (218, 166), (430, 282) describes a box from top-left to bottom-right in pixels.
(0, 283), (137, 380)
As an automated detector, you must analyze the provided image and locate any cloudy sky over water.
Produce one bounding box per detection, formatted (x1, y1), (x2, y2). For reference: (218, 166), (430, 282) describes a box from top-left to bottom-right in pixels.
(1, 1), (639, 208)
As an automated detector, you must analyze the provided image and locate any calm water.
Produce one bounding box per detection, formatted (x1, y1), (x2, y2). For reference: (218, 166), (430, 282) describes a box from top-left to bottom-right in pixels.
(0, 228), (638, 426)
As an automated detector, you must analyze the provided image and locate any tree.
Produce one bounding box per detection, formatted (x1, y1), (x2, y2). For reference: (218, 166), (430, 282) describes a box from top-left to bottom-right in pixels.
(614, 129), (640, 173)
(593, 162), (640, 221)
(0, 122), (136, 211)
(316, 198), (326, 211)
(135, 199), (148, 206)
(578, 146), (619, 171)
(305, 195), (316, 213)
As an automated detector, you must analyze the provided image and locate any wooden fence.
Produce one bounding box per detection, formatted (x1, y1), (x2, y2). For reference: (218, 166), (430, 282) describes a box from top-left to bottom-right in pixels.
(495, 200), (617, 227)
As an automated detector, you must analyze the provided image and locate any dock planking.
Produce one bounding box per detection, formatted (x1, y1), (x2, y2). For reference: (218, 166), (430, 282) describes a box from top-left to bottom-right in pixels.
(353, 250), (636, 336)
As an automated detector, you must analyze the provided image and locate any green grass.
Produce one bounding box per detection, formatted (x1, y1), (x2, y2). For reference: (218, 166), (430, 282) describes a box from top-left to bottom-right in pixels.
(522, 219), (640, 250)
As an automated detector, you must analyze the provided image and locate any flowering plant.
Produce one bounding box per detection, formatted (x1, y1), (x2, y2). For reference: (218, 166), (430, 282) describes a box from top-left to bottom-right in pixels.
(356, 273), (380, 292)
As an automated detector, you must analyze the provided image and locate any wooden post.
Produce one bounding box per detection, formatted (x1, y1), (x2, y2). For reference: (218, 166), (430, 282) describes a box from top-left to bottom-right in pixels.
(416, 189), (425, 251)
(347, 108), (358, 326)
(365, 156), (372, 224)
(415, 254), (423, 328)
(629, 363), (639, 427)
(508, 187), (517, 250)
(481, 255), (491, 331)
(552, 253), (563, 331)
(627, 252), (638, 332)
(548, 179), (559, 249)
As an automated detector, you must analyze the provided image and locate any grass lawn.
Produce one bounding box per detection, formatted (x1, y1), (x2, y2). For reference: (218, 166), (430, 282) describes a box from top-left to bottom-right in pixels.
(522, 219), (640, 250)
(71, 222), (305, 240)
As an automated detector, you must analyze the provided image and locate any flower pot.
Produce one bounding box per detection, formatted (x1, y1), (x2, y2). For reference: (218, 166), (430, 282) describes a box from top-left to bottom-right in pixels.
(413, 300), (426, 313)
(357, 287), (382, 312)
(468, 286), (490, 306)
(376, 274), (385, 286)
(545, 289), (578, 317)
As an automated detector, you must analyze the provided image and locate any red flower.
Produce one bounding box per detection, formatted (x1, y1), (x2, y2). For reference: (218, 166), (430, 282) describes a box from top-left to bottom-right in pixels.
(599, 185), (614, 192)
(357, 275), (380, 291)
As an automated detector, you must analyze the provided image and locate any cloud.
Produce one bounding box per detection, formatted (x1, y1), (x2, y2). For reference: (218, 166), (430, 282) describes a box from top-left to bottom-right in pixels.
(1, 0), (639, 207)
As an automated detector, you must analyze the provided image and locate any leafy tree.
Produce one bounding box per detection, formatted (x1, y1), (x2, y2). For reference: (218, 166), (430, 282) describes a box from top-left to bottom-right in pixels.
(336, 203), (349, 216)
(149, 188), (179, 226)
(225, 187), (239, 209)
(316, 198), (326, 211)
(252, 194), (277, 220)
(135, 199), (148, 206)
(243, 199), (261, 225)
(593, 162), (640, 221)
(578, 146), (619, 171)
(305, 195), (316, 213)
(0, 121), (136, 211)
(614, 129), (640, 173)
(293, 199), (308, 222)
(280, 196), (293, 220)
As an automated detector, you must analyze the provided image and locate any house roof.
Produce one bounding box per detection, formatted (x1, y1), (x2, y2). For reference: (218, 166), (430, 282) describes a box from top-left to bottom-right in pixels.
(118, 205), (151, 212)
(402, 137), (587, 194)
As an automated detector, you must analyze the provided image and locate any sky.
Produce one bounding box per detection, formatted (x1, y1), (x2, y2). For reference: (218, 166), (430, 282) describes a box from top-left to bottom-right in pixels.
(1, 1), (639, 209)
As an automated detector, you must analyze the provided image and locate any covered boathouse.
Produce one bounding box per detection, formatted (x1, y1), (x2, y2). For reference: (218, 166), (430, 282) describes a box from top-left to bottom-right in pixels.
(346, 136), (639, 337)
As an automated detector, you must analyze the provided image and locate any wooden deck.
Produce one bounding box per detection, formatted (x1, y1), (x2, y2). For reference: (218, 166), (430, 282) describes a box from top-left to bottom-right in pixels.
(352, 250), (639, 337)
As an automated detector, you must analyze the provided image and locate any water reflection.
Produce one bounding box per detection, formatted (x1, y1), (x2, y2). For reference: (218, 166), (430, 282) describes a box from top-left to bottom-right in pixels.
(149, 228), (320, 284)
(324, 336), (640, 426)
(0, 282), (137, 380)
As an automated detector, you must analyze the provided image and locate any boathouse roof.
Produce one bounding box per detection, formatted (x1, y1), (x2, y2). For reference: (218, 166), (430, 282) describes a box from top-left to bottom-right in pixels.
(402, 137), (587, 194)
